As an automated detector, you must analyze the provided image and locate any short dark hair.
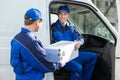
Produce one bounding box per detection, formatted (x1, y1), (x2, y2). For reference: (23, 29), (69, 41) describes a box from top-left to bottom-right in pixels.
(24, 14), (35, 25)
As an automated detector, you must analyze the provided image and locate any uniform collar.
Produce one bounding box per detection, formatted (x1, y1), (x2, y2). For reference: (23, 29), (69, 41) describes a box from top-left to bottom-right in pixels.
(21, 27), (31, 33)
(21, 27), (36, 39)
(56, 20), (70, 29)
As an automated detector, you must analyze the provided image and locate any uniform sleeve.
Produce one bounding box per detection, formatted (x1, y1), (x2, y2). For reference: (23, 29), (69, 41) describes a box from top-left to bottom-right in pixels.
(71, 26), (84, 45)
(19, 39), (62, 73)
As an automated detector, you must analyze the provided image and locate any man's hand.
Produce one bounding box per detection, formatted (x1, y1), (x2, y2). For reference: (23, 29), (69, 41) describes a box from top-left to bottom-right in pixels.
(74, 41), (81, 49)
(60, 57), (66, 67)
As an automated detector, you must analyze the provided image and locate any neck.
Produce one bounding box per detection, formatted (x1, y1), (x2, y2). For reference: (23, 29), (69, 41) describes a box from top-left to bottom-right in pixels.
(61, 22), (67, 27)
(24, 25), (34, 32)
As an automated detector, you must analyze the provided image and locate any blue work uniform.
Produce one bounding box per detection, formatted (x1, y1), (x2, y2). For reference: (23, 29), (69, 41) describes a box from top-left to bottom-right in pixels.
(51, 20), (97, 80)
(10, 27), (61, 80)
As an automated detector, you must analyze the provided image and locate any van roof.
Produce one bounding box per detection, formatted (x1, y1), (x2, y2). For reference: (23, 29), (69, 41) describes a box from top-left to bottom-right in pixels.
(75, 0), (93, 4)
(51, 0), (95, 8)
(52, 0), (93, 5)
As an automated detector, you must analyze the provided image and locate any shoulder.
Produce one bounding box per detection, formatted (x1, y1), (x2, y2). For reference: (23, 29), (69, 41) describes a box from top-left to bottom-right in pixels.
(51, 22), (59, 31)
(14, 32), (36, 47)
(11, 32), (21, 45)
(51, 22), (56, 28)
(11, 38), (22, 52)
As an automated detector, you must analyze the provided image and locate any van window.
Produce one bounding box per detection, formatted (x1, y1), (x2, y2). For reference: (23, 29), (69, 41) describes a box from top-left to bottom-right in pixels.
(51, 14), (58, 25)
(70, 8), (114, 43)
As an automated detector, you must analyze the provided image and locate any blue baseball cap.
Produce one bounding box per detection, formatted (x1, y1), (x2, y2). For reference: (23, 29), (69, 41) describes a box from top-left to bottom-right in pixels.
(58, 6), (70, 13)
(25, 8), (43, 21)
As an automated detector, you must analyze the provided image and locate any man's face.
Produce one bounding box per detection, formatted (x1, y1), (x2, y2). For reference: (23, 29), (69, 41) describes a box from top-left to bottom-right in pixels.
(58, 11), (69, 24)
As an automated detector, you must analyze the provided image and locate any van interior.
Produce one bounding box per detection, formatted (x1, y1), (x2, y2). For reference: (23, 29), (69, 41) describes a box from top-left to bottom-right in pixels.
(49, 1), (116, 80)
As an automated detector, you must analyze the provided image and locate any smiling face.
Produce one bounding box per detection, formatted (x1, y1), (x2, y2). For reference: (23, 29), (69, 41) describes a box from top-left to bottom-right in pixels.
(58, 11), (70, 26)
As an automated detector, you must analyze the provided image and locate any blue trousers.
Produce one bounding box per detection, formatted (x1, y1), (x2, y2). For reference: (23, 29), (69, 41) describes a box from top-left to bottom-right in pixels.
(64, 52), (97, 80)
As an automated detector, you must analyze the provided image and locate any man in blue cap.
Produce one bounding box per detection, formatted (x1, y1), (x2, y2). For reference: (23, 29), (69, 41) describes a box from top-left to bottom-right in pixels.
(51, 6), (97, 80)
(10, 8), (66, 80)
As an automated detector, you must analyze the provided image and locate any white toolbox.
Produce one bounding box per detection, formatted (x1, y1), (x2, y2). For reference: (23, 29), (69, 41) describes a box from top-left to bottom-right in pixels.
(45, 41), (78, 62)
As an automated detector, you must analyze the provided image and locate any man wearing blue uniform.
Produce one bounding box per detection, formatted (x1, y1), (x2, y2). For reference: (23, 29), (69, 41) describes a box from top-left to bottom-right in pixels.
(10, 8), (66, 80)
(51, 6), (97, 80)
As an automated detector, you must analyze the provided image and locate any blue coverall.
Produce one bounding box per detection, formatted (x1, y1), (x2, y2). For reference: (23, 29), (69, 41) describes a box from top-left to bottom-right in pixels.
(10, 27), (62, 80)
(51, 20), (97, 80)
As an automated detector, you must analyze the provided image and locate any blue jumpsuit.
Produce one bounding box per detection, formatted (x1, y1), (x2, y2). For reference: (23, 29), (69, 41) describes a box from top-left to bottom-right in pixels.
(51, 20), (97, 80)
(10, 27), (62, 80)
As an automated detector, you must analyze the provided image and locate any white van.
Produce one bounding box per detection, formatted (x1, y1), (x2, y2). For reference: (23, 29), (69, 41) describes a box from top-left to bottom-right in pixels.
(0, 0), (120, 80)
